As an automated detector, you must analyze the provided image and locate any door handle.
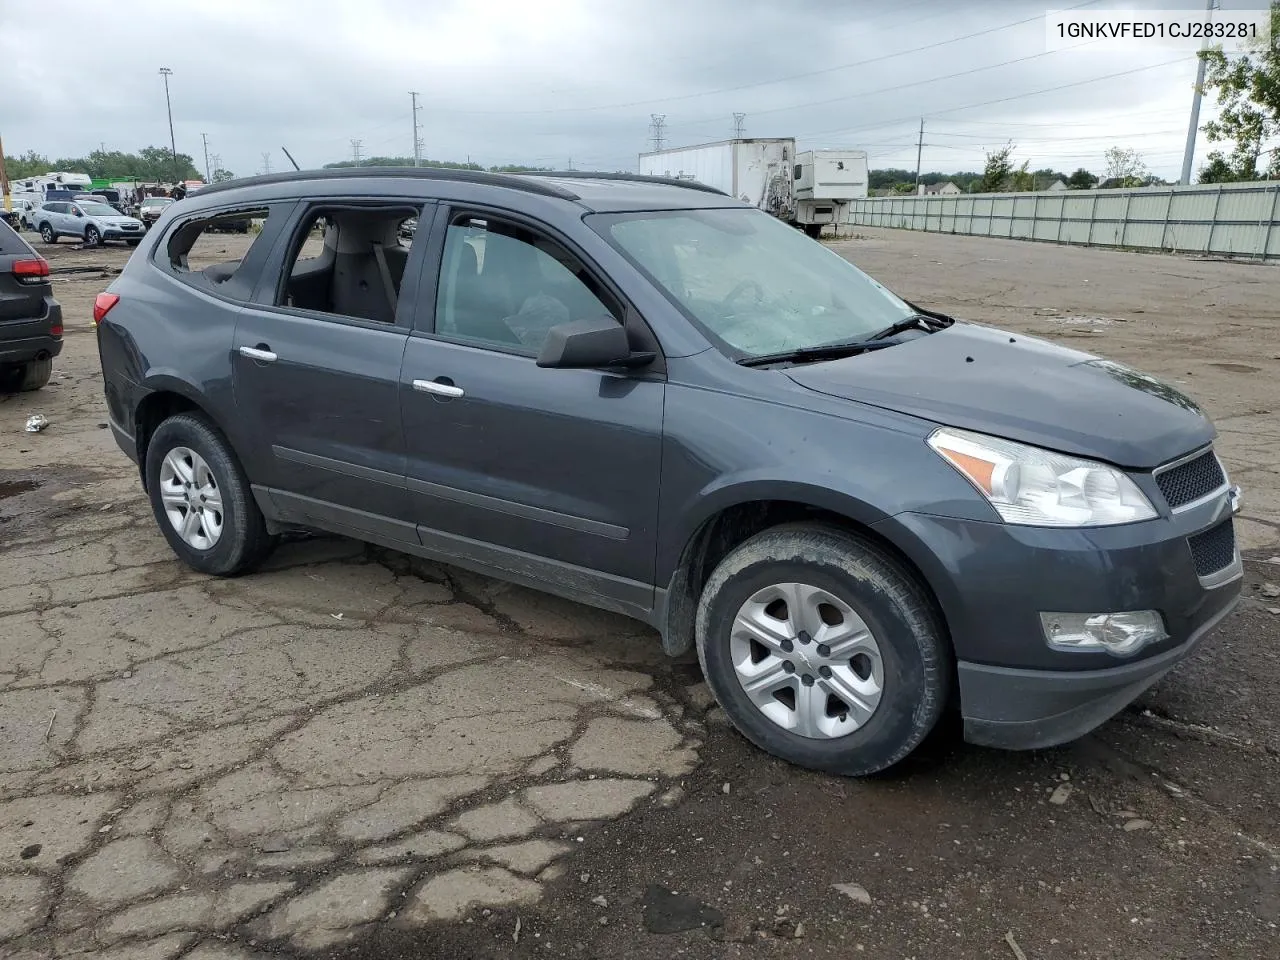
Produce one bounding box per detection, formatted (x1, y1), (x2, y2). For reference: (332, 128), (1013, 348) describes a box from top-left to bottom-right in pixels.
(412, 378), (464, 399)
(239, 345), (277, 363)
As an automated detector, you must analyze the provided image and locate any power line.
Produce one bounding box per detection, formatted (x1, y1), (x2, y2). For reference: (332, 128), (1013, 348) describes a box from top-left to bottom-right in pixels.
(415, 0), (1107, 117)
(790, 56), (1188, 143)
(668, 34), (1121, 130)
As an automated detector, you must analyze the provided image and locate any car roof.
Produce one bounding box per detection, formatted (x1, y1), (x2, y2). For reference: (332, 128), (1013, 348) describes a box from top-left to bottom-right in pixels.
(186, 166), (743, 214)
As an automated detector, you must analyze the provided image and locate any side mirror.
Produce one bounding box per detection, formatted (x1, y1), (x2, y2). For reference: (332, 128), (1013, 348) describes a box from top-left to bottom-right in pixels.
(536, 316), (655, 370)
(74, 209), (84, 217)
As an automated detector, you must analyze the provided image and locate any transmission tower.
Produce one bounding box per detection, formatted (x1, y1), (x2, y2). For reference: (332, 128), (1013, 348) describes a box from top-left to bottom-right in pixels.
(410, 92), (422, 167)
(732, 113), (746, 138)
(260, 152), (272, 175)
(350, 139), (363, 164)
(649, 114), (667, 152)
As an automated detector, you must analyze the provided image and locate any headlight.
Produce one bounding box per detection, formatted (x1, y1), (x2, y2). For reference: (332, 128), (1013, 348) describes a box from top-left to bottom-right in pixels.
(927, 427), (1156, 527)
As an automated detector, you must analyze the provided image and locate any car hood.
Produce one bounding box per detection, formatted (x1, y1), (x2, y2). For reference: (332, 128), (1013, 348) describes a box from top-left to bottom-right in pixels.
(97, 216), (142, 226)
(785, 322), (1214, 469)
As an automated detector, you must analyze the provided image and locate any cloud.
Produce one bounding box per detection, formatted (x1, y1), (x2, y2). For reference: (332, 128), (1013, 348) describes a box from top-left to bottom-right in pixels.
(0, 0), (1256, 180)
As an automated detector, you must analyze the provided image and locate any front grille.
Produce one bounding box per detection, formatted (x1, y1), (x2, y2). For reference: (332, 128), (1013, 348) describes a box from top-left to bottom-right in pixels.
(1188, 520), (1236, 578)
(1156, 449), (1225, 510)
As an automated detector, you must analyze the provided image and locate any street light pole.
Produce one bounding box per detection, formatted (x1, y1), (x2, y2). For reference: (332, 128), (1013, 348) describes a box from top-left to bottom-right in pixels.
(159, 67), (178, 184)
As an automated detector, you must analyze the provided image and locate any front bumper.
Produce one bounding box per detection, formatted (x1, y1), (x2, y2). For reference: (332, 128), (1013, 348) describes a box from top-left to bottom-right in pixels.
(102, 228), (144, 241)
(956, 595), (1238, 748)
(874, 482), (1243, 749)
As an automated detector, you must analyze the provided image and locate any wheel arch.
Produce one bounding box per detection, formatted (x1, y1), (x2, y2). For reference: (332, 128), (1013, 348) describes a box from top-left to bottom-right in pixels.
(658, 483), (949, 660)
(132, 377), (243, 492)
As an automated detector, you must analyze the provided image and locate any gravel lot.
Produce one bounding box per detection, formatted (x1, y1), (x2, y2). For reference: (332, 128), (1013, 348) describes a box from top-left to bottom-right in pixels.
(1, 226), (1276, 959)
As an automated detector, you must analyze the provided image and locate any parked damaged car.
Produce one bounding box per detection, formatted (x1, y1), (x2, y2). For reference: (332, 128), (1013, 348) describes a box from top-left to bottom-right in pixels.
(94, 168), (1242, 776)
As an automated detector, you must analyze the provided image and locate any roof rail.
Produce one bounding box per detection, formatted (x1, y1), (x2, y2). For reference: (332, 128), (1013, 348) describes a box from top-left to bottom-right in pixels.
(190, 166), (579, 200)
(519, 170), (729, 196)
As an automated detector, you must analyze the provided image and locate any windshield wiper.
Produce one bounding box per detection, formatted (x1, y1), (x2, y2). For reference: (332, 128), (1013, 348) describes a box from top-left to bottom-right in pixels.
(736, 338), (899, 368)
(736, 314), (946, 368)
(866, 313), (948, 341)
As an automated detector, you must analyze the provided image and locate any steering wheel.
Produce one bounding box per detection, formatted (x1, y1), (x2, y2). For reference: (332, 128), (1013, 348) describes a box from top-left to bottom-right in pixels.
(722, 278), (764, 305)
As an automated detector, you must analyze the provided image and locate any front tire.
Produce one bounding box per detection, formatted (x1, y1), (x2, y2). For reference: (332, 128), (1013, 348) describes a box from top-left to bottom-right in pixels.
(695, 523), (949, 777)
(84, 226), (101, 246)
(126, 239), (141, 247)
(39, 223), (56, 244)
(144, 413), (276, 575)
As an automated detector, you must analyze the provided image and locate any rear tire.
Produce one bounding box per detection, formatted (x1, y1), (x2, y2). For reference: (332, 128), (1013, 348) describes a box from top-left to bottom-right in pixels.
(17, 358), (53, 392)
(39, 223), (56, 244)
(695, 522), (949, 777)
(804, 223), (823, 239)
(144, 413), (276, 576)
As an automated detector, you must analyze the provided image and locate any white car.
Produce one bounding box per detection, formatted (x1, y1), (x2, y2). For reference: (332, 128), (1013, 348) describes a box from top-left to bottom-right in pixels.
(36, 199), (146, 247)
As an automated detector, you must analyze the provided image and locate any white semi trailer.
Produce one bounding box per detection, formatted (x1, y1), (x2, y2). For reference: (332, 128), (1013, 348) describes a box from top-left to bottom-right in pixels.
(637, 139), (868, 236)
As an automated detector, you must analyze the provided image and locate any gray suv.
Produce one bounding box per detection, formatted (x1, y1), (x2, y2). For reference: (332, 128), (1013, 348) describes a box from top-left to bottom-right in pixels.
(95, 168), (1243, 776)
(38, 199), (145, 246)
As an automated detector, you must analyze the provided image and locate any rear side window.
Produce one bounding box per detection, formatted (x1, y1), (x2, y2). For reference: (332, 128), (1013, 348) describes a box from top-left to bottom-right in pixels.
(275, 204), (423, 325)
(163, 208), (271, 301)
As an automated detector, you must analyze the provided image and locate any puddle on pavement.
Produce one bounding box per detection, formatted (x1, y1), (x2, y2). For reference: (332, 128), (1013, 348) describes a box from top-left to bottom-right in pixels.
(0, 479), (40, 500)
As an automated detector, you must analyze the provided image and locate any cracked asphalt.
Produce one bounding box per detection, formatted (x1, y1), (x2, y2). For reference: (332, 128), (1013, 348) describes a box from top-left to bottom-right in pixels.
(1, 228), (1277, 959)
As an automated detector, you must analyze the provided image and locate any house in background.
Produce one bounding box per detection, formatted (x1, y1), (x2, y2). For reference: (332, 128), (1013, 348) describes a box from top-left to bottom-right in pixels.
(918, 181), (961, 195)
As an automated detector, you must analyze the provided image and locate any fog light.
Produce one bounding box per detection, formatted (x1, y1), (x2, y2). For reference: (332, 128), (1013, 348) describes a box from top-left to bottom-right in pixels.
(1040, 611), (1166, 656)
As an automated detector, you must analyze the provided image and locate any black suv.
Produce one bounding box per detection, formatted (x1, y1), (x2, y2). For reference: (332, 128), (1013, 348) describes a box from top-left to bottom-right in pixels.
(0, 218), (62, 392)
(96, 168), (1242, 776)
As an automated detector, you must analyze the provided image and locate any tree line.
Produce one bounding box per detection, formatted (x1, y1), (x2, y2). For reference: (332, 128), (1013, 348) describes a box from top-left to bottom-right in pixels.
(3, 147), (227, 184)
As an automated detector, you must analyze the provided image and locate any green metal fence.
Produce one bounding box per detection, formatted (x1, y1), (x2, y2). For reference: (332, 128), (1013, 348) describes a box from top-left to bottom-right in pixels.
(847, 181), (1280, 259)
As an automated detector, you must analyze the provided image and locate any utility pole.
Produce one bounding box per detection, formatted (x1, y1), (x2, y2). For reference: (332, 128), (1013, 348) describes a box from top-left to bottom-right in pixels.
(914, 117), (925, 193)
(350, 139), (363, 165)
(649, 114), (666, 152)
(159, 67), (178, 183)
(0, 135), (10, 214)
(1180, 0), (1218, 185)
(410, 91), (422, 167)
(200, 133), (210, 183)
(733, 113), (746, 139)
(261, 152), (272, 175)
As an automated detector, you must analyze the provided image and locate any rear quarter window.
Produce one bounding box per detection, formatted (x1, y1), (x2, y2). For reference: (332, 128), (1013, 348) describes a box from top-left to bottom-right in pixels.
(160, 207), (272, 302)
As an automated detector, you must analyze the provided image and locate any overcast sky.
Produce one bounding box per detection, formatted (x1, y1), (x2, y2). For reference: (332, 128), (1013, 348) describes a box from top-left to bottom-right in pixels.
(1, 0), (1271, 181)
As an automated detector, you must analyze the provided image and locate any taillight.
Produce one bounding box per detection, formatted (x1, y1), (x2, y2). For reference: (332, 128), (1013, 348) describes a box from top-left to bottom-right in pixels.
(93, 292), (120, 325)
(12, 258), (49, 284)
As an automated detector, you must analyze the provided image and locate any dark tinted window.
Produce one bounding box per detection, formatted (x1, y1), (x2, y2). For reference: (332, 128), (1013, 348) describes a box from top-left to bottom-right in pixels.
(434, 213), (619, 354)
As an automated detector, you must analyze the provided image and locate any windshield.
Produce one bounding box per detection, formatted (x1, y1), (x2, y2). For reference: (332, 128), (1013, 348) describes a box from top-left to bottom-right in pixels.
(596, 207), (914, 358)
(143, 198), (172, 208)
(79, 203), (120, 217)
